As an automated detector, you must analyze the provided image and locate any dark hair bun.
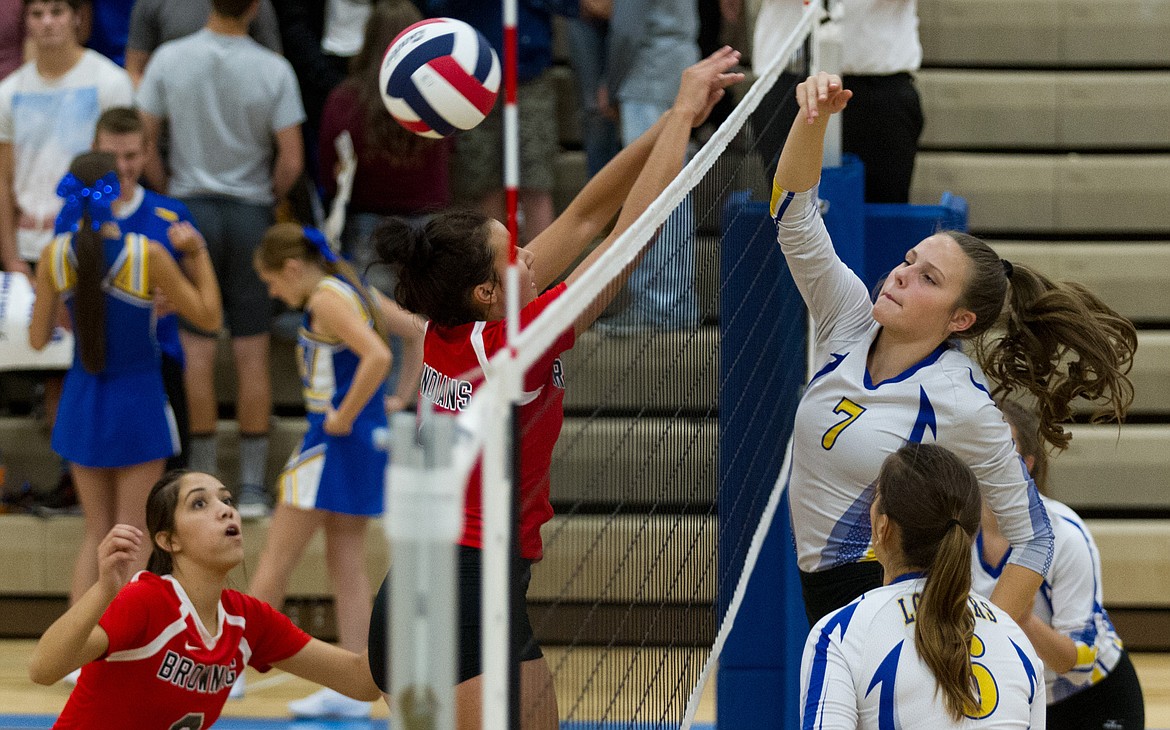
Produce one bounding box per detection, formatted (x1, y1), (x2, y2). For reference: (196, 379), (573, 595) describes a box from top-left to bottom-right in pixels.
(372, 217), (431, 270)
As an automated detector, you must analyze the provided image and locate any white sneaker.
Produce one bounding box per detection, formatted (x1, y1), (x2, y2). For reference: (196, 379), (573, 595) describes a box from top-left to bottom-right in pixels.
(288, 687), (372, 719)
(63, 668), (81, 686)
(228, 673), (246, 700)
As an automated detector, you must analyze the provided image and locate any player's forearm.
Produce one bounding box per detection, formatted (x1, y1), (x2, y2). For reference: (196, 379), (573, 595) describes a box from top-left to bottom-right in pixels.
(989, 564), (1045, 625)
(775, 113), (830, 194)
(29, 582), (116, 684)
(566, 107), (672, 228)
(1019, 614), (1079, 674)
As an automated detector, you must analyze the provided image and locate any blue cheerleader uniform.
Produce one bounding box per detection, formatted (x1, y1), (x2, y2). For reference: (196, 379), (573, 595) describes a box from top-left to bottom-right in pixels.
(47, 232), (179, 468)
(278, 276), (387, 516)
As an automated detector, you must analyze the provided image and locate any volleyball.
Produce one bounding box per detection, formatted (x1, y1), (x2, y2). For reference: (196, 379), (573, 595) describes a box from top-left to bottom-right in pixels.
(379, 18), (501, 139)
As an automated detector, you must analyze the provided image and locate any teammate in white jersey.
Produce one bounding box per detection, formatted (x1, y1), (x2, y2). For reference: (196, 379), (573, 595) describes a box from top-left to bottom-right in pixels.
(801, 443), (1046, 729)
(772, 72), (1137, 626)
(975, 400), (1145, 729)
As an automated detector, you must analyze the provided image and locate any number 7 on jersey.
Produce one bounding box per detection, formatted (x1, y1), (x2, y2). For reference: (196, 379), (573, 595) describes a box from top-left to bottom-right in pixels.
(822, 397), (866, 450)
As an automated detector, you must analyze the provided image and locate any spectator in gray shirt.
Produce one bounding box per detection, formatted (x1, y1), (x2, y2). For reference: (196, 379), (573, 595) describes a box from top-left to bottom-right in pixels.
(124, 0), (281, 86)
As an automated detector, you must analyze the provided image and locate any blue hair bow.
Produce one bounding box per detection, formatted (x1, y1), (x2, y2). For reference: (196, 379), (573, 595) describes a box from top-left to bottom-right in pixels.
(55, 171), (120, 233)
(303, 226), (340, 264)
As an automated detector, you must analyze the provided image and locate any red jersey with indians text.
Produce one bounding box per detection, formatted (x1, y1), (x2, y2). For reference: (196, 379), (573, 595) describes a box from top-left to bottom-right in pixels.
(54, 571), (310, 730)
(420, 283), (575, 560)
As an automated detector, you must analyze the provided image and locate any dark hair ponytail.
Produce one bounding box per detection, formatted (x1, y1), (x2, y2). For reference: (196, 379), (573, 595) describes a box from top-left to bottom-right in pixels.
(943, 231), (1138, 451)
(876, 443), (982, 721)
(65, 152), (119, 374)
(145, 470), (190, 575)
(372, 210), (496, 327)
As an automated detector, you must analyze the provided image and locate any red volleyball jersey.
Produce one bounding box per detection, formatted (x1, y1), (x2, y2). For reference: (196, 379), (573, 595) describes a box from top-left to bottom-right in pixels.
(420, 283), (575, 560)
(54, 572), (311, 730)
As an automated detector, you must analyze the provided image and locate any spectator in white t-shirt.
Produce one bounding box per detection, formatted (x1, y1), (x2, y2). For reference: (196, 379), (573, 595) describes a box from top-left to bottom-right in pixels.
(0, 0), (132, 276)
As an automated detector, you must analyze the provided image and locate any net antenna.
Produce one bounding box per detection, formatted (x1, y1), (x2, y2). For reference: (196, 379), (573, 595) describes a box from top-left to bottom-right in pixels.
(480, 2), (525, 729)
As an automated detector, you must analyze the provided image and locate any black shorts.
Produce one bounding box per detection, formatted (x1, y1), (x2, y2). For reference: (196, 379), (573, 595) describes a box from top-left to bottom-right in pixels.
(799, 561), (884, 628)
(1047, 650), (1145, 730)
(368, 545), (543, 690)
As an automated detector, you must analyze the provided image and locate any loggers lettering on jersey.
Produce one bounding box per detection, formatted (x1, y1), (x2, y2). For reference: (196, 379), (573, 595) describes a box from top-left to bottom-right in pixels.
(419, 364), (473, 411)
(156, 650), (238, 694)
(896, 592), (1000, 625)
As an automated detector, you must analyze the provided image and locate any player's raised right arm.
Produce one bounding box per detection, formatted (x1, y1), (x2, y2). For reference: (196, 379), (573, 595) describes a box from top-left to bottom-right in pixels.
(774, 73), (852, 195)
(28, 525), (142, 684)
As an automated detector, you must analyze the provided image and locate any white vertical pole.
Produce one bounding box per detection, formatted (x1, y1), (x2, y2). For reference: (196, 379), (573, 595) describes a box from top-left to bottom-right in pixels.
(813, 0), (844, 168)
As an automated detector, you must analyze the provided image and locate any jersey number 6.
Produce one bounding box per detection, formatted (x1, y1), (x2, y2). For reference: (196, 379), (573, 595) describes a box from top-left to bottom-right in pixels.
(822, 398), (866, 450)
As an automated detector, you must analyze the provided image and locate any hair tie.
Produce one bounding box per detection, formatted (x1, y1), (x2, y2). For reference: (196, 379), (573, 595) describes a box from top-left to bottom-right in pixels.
(55, 171), (120, 233)
(945, 518), (963, 530)
(1001, 259), (1014, 279)
(302, 226), (339, 264)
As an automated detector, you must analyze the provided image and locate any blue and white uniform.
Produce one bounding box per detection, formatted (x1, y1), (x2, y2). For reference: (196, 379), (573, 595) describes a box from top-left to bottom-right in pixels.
(772, 185), (1053, 576)
(54, 186), (192, 368)
(800, 574), (1046, 729)
(278, 276), (387, 516)
(973, 496), (1124, 703)
(47, 231), (179, 467)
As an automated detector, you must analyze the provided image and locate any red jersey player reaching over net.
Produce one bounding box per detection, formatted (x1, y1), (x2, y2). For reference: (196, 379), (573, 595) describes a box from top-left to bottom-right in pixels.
(29, 470), (381, 729)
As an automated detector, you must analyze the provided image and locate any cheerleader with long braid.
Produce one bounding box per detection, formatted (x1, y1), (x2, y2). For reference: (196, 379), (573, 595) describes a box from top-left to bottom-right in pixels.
(29, 152), (221, 610)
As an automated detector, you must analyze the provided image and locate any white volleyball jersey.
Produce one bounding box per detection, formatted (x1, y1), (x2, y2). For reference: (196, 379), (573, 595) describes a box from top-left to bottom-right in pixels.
(800, 576), (1046, 729)
(772, 185), (1053, 575)
(973, 497), (1124, 703)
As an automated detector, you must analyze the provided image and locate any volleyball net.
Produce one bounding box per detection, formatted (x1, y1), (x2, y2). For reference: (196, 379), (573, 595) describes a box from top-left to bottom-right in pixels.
(387, 5), (823, 728)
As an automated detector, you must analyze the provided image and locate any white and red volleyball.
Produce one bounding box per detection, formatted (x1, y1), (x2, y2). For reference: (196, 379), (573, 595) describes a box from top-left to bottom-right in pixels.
(379, 18), (501, 139)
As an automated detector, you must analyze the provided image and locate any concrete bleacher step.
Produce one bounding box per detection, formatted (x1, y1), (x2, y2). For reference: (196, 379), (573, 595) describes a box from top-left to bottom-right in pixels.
(919, 0), (1170, 67)
(911, 152), (1170, 233)
(1049, 424), (1170, 511)
(3, 509), (1164, 613)
(918, 70), (1170, 150)
(988, 241), (1170, 323)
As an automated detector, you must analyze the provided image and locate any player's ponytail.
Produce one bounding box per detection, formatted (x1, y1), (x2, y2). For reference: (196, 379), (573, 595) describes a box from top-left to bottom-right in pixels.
(371, 210), (496, 327)
(943, 231), (1138, 452)
(145, 470), (190, 575)
(254, 223), (388, 339)
(876, 443), (982, 721)
(59, 152), (119, 374)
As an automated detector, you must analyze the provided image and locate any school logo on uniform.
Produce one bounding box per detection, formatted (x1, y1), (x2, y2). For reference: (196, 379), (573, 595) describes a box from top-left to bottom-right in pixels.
(419, 363), (473, 411)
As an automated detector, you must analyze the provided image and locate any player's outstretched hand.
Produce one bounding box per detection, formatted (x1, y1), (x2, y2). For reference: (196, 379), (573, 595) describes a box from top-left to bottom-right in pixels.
(167, 221), (208, 256)
(796, 72), (852, 125)
(98, 524), (143, 594)
(674, 46), (745, 129)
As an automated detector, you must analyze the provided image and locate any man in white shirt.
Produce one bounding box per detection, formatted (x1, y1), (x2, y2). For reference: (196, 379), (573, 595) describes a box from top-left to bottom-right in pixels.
(0, 0), (133, 275)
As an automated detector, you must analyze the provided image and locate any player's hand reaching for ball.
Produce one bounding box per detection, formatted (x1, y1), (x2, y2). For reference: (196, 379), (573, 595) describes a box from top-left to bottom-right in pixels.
(98, 524), (143, 594)
(673, 46), (745, 129)
(795, 72), (853, 124)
